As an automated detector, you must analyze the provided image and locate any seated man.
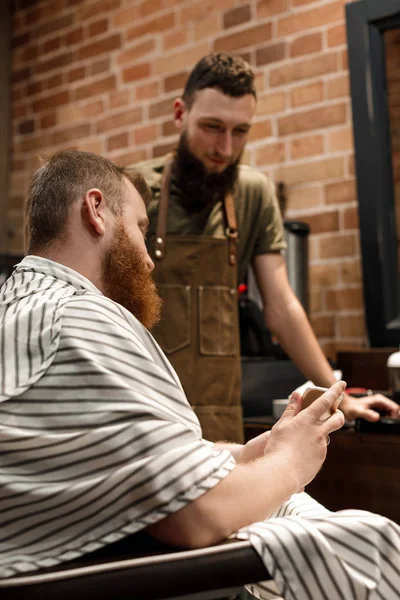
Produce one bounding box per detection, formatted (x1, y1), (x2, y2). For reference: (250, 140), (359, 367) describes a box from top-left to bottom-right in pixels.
(0, 150), (398, 600)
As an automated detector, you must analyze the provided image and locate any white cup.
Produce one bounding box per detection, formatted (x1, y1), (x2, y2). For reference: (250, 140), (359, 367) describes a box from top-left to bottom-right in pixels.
(272, 398), (289, 420)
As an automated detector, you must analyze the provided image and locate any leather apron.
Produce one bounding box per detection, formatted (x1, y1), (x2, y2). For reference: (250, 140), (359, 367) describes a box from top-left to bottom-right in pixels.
(150, 160), (244, 443)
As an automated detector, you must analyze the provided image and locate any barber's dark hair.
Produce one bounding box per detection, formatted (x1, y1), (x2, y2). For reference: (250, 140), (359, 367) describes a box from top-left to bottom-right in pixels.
(24, 149), (150, 254)
(182, 53), (256, 108)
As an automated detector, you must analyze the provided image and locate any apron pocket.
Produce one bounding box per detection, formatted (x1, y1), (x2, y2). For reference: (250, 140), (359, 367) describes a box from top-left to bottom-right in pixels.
(153, 284), (191, 354)
(198, 285), (238, 356)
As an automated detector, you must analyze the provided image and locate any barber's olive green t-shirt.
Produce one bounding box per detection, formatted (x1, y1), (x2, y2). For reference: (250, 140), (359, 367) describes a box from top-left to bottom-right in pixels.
(134, 155), (286, 284)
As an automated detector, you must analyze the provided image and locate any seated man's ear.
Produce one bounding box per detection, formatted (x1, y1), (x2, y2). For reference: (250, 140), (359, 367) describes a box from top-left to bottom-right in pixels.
(82, 188), (107, 236)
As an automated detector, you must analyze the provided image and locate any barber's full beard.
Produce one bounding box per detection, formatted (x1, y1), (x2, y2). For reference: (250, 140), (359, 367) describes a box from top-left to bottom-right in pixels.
(173, 131), (241, 212)
(101, 220), (162, 330)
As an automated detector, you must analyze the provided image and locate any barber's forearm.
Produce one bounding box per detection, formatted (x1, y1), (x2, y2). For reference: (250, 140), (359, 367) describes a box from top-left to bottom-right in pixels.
(265, 302), (335, 388)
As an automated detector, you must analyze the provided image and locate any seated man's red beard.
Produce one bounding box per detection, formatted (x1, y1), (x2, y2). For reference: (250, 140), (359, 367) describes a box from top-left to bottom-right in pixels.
(101, 220), (162, 330)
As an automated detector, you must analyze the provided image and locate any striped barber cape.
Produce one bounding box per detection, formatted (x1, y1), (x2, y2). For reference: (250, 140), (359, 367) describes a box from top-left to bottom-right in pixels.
(0, 256), (399, 600)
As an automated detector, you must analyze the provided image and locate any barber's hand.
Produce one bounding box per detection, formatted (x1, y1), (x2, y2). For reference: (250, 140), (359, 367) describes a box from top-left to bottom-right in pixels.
(340, 392), (400, 422)
(264, 381), (346, 492)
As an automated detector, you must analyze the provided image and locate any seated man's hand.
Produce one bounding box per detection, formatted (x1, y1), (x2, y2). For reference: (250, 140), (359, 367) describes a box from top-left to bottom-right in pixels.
(340, 393), (400, 422)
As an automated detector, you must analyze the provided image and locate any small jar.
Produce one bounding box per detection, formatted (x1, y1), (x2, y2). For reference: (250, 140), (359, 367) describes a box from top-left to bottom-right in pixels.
(387, 349), (400, 404)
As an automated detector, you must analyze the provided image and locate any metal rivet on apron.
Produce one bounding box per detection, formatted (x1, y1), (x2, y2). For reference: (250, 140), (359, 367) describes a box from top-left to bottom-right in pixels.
(155, 249), (162, 257)
(156, 237), (163, 244)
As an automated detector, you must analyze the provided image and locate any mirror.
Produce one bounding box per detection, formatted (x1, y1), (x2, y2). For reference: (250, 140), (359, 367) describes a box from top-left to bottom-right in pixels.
(346, 0), (400, 346)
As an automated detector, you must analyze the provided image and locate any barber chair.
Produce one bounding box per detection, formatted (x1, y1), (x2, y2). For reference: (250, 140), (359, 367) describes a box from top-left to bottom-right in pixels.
(0, 534), (270, 600)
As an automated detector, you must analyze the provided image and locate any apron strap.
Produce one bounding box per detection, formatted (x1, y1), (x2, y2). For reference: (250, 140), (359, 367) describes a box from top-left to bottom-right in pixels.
(223, 193), (238, 267)
(155, 157), (237, 267)
(154, 159), (172, 260)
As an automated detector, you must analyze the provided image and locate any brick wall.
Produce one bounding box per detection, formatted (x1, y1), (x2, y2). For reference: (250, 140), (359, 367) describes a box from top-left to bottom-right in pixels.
(9, 0), (364, 357)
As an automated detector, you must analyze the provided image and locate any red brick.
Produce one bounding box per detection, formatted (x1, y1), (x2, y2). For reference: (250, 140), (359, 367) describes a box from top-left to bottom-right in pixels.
(135, 124), (159, 145)
(257, 0), (288, 17)
(91, 58), (111, 76)
(65, 27), (84, 46)
(278, 104), (346, 135)
(113, 6), (138, 27)
(287, 185), (322, 211)
(328, 126), (353, 152)
(257, 92), (286, 114)
(310, 315), (335, 338)
(114, 149), (148, 166)
(136, 81), (159, 101)
(255, 142), (285, 165)
(153, 140), (178, 158)
(291, 81), (324, 108)
(109, 90), (131, 110)
(88, 18), (109, 37)
(290, 33), (322, 58)
(162, 120), (176, 137)
(78, 34), (121, 61)
(19, 119), (35, 135)
(299, 210), (339, 234)
(248, 119), (273, 142)
(181, 0), (235, 24)
(275, 157), (344, 185)
(343, 206), (359, 229)
(42, 37), (61, 54)
(310, 264), (339, 289)
(36, 52), (74, 74)
(68, 66), (86, 83)
(327, 74), (350, 99)
(36, 14), (74, 37)
(270, 53), (338, 86)
(122, 63), (151, 83)
(118, 40), (156, 65)
(325, 180), (356, 204)
(341, 260), (362, 284)
(223, 5), (251, 29)
(328, 23), (346, 47)
(40, 113), (57, 129)
(164, 72), (188, 94)
(33, 90), (70, 112)
(193, 16), (220, 43)
(149, 97), (174, 120)
(77, 139), (105, 155)
(75, 75), (116, 101)
(52, 124), (91, 145)
(278, 1), (345, 36)
(319, 233), (356, 259)
(154, 44), (209, 75)
(47, 73), (63, 89)
(256, 42), (286, 66)
(78, 0), (121, 21)
(215, 22), (272, 52)
(107, 132), (129, 152)
(12, 68), (31, 84)
(341, 49), (348, 70)
(12, 32), (30, 49)
(96, 108), (142, 134)
(310, 290), (322, 313)
(127, 13), (175, 41)
(291, 134), (324, 159)
(338, 315), (366, 339)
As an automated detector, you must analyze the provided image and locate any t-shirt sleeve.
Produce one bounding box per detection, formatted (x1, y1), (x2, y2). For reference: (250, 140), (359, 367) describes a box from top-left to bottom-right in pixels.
(252, 174), (286, 255)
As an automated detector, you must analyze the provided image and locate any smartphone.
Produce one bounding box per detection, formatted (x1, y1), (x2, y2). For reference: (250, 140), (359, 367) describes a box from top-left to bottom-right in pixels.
(301, 385), (344, 418)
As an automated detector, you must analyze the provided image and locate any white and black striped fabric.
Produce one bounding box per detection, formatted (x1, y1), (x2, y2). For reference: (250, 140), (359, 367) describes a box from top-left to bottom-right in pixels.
(0, 257), (399, 600)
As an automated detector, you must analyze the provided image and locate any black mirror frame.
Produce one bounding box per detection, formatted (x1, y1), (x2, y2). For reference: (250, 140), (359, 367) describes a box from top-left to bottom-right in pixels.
(346, 0), (400, 347)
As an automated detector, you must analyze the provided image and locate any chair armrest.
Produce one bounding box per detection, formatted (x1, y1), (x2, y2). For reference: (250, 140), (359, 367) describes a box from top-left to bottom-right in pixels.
(0, 537), (269, 600)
